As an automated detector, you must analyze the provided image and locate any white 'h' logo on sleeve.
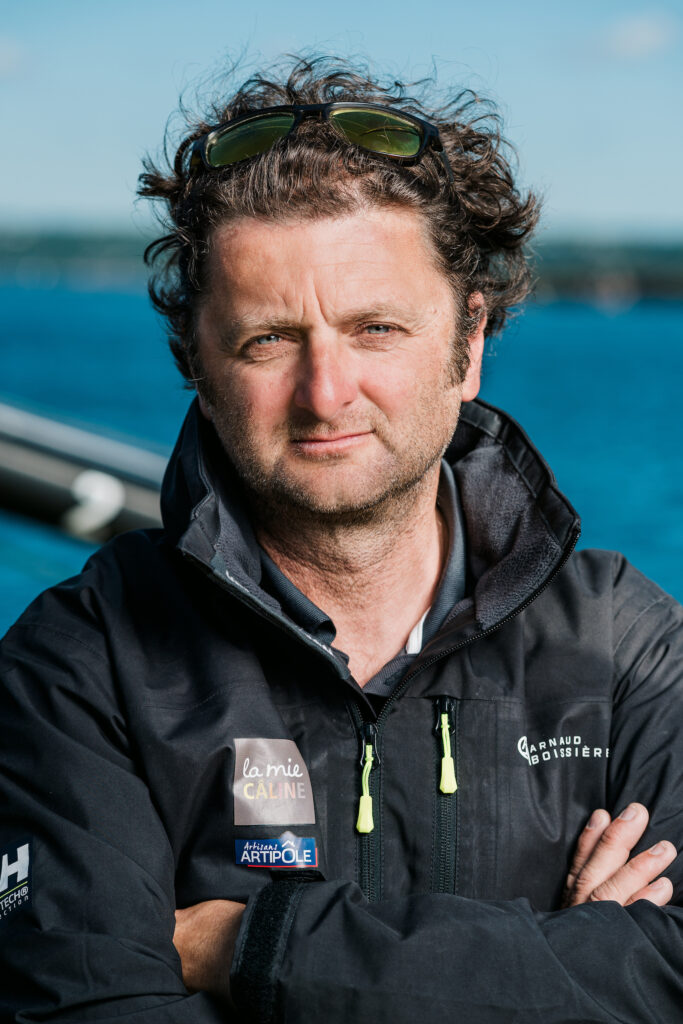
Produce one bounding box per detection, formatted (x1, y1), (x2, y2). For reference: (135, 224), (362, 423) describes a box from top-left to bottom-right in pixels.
(0, 844), (29, 893)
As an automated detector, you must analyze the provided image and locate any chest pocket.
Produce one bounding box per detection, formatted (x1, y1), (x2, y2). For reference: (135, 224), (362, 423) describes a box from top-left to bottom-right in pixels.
(455, 698), (612, 910)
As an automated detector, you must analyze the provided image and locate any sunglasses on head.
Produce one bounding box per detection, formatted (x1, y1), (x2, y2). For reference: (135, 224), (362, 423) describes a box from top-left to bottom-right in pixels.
(190, 102), (454, 182)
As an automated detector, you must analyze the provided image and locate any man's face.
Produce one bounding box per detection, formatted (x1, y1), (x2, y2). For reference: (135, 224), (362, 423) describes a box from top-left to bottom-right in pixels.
(195, 206), (484, 522)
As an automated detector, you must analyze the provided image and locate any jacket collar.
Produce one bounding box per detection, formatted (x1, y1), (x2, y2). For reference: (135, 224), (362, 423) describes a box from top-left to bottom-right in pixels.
(161, 397), (580, 636)
(447, 399), (580, 630)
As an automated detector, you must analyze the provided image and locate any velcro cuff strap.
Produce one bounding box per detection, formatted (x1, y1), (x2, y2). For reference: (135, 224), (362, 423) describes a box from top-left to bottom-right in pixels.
(231, 880), (306, 1024)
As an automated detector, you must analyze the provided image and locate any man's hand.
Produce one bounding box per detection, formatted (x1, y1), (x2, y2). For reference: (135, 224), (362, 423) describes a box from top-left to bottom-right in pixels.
(173, 898), (245, 1001)
(562, 802), (677, 908)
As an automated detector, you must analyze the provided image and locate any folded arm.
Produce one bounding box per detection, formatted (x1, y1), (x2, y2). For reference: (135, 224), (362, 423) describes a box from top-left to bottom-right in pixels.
(175, 801), (677, 1007)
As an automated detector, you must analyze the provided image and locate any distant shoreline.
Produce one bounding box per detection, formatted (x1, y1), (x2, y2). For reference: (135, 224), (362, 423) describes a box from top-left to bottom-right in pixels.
(1, 231), (682, 302)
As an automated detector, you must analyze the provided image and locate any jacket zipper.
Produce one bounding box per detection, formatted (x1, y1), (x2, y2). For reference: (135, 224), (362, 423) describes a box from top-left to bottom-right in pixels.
(433, 696), (457, 893)
(356, 722), (378, 833)
(354, 721), (380, 902)
(350, 523), (581, 903)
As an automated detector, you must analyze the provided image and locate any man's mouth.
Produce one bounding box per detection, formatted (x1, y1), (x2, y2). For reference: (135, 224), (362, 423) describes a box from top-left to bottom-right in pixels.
(290, 431), (373, 455)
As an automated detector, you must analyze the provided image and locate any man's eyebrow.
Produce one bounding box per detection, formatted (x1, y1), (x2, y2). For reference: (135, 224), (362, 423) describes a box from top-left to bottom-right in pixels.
(218, 305), (425, 347)
(340, 305), (425, 327)
(217, 316), (301, 349)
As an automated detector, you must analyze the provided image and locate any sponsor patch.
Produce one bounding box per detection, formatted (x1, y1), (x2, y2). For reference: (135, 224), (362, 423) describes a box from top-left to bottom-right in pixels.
(233, 738), (315, 826)
(235, 834), (318, 869)
(0, 838), (32, 924)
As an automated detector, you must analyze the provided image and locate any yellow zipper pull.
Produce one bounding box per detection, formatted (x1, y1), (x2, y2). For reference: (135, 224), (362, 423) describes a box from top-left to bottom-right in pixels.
(436, 698), (457, 794)
(356, 724), (378, 833)
(439, 713), (457, 793)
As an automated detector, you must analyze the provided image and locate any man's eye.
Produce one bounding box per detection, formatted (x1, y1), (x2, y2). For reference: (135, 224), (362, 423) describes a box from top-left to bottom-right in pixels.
(242, 333), (286, 357)
(365, 324), (393, 334)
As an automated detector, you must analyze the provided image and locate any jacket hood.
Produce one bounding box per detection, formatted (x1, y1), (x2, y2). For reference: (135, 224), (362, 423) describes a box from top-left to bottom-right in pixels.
(160, 397), (581, 635)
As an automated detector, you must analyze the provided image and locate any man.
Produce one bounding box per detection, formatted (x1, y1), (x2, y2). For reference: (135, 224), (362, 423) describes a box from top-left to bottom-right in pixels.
(1, 56), (682, 1022)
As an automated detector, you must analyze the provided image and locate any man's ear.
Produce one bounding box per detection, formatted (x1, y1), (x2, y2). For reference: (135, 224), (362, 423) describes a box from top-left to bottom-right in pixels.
(461, 293), (486, 403)
(197, 391), (213, 421)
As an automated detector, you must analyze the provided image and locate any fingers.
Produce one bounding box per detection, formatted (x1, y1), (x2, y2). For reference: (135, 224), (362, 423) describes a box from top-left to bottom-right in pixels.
(566, 802), (649, 906)
(563, 808), (611, 901)
(625, 874), (675, 907)
(566, 802), (678, 908)
(589, 840), (677, 906)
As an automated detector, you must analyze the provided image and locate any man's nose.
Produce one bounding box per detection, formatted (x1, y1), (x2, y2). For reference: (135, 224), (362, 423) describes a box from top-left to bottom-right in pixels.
(292, 337), (358, 421)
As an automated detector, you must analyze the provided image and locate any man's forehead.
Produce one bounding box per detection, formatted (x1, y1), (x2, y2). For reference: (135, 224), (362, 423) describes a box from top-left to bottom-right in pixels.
(203, 208), (453, 314)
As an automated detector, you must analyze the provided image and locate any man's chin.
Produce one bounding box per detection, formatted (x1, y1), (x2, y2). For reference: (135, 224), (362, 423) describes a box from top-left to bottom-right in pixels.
(249, 484), (387, 524)
(244, 468), (434, 528)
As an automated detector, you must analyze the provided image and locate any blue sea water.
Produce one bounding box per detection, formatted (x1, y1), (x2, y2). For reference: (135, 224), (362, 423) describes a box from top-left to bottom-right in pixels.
(1, 279), (681, 635)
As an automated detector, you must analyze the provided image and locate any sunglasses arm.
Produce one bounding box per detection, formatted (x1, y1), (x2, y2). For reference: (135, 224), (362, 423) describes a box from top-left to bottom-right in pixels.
(431, 140), (454, 185)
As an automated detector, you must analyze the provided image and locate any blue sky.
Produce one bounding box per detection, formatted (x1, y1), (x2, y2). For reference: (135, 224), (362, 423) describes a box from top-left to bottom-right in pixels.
(2, 0), (682, 238)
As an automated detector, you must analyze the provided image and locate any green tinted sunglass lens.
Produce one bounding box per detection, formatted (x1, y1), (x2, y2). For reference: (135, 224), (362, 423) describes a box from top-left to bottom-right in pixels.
(206, 113), (296, 166)
(330, 108), (422, 157)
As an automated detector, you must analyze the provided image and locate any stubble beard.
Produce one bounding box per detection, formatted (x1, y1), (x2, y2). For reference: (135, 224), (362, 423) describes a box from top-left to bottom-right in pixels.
(204, 396), (462, 536)
(243, 433), (443, 529)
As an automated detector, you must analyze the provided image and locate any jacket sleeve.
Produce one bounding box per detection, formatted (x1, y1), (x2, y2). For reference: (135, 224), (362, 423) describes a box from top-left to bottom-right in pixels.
(0, 584), (230, 1023)
(230, 559), (683, 1024)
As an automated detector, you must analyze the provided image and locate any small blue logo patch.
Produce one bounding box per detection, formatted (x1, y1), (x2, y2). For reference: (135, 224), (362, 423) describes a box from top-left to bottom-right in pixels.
(235, 835), (318, 868)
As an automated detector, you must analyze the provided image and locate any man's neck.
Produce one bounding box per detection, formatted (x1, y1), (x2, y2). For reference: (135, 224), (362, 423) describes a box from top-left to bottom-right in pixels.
(252, 465), (448, 685)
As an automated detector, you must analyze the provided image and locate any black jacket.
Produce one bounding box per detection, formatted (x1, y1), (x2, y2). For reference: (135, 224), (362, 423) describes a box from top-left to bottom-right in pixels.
(1, 398), (682, 1023)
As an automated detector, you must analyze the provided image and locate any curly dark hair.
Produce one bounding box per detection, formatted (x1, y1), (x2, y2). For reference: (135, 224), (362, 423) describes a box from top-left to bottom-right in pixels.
(138, 55), (540, 384)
